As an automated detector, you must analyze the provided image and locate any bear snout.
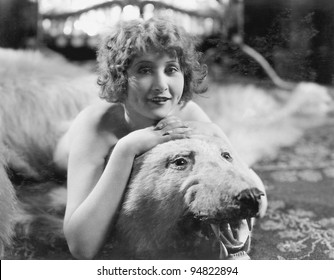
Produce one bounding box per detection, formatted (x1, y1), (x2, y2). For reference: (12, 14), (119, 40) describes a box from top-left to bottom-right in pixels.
(183, 183), (236, 220)
(234, 188), (265, 218)
(183, 180), (264, 222)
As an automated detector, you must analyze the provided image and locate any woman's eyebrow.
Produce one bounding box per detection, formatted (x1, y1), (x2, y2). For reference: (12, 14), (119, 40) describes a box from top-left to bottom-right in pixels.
(133, 60), (153, 66)
(167, 60), (179, 64)
(132, 59), (179, 67)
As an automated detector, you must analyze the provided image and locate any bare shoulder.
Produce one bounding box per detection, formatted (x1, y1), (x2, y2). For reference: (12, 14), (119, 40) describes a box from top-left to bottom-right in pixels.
(54, 102), (124, 169)
(72, 102), (116, 129)
(67, 103), (114, 145)
(176, 100), (211, 122)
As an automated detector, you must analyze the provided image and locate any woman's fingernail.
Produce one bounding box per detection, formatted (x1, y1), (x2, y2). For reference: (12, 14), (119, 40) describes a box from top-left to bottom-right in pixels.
(155, 123), (163, 130)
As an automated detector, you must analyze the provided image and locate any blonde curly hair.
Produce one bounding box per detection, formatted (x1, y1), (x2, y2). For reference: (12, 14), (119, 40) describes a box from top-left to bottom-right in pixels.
(97, 17), (208, 103)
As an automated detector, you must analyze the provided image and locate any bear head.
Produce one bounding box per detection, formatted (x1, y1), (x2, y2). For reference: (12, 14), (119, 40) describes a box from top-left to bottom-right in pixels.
(113, 137), (266, 260)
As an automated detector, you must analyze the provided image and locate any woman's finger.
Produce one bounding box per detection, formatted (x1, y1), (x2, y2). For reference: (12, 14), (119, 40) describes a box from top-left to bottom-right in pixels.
(161, 122), (189, 133)
(162, 127), (192, 136)
(161, 133), (189, 142)
(154, 116), (183, 130)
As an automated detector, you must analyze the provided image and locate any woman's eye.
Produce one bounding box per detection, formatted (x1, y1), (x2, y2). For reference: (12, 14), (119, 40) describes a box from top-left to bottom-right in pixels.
(138, 67), (152, 74)
(221, 152), (233, 162)
(170, 157), (188, 169)
(166, 66), (179, 74)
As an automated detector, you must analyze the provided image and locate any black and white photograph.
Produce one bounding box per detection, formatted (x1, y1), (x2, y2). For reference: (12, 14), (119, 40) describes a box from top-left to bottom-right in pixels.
(1, 0), (334, 277)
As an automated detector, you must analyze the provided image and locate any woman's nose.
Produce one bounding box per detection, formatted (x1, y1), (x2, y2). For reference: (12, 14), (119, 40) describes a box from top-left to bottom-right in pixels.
(153, 72), (168, 92)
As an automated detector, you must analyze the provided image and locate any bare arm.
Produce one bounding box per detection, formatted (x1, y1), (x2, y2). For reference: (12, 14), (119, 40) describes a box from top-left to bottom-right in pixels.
(64, 135), (135, 259)
(63, 107), (189, 259)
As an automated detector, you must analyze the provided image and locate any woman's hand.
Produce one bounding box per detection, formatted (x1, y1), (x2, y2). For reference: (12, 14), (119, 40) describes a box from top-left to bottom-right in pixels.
(122, 116), (192, 156)
(184, 121), (226, 139)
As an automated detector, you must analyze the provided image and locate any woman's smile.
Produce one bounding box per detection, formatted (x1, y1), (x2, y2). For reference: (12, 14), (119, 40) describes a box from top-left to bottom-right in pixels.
(148, 96), (172, 105)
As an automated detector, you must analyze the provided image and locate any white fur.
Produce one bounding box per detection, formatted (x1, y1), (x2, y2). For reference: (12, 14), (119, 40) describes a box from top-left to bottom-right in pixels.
(197, 82), (334, 165)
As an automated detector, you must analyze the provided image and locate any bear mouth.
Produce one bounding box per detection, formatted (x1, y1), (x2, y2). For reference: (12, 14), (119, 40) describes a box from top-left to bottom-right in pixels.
(188, 217), (252, 260)
(209, 220), (251, 260)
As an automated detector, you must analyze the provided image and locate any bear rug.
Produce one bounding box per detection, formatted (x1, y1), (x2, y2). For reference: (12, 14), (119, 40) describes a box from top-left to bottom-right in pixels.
(0, 48), (266, 260)
(1, 48), (334, 259)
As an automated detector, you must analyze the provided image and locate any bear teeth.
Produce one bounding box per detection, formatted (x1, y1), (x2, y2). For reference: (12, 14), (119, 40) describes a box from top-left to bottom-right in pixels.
(219, 240), (229, 259)
(210, 222), (250, 259)
(227, 250), (251, 260)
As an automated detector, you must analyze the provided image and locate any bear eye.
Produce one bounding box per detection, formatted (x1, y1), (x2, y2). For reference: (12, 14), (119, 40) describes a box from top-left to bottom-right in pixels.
(221, 152), (233, 162)
(170, 157), (188, 170)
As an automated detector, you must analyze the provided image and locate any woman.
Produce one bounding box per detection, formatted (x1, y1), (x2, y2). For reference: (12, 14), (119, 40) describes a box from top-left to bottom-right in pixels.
(58, 17), (244, 259)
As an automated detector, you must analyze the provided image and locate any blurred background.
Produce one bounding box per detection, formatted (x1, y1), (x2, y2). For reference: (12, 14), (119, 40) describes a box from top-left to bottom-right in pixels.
(1, 0), (334, 85)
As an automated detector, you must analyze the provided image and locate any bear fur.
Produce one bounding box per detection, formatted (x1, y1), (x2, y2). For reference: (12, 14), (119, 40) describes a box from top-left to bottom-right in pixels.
(0, 48), (97, 256)
(0, 48), (266, 259)
(0, 48), (98, 180)
(0, 149), (17, 257)
(110, 137), (266, 259)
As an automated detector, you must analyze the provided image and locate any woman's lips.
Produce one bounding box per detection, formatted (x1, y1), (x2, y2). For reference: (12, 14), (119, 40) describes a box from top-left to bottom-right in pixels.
(149, 96), (171, 104)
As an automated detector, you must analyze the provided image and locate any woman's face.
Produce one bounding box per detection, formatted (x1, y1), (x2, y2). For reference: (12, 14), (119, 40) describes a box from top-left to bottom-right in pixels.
(124, 52), (184, 126)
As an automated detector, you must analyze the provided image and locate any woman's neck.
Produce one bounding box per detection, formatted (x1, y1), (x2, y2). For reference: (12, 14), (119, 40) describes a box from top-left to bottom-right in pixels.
(123, 105), (157, 131)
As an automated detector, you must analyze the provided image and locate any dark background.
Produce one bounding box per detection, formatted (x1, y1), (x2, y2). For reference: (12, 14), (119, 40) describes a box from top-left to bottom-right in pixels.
(1, 0), (333, 85)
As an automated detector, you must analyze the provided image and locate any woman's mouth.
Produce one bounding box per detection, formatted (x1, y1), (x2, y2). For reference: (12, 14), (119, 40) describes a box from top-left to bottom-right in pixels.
(149, 96), (171, 105)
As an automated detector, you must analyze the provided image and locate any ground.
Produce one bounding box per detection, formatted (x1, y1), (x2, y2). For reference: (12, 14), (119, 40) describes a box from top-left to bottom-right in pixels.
(252, 120), (334, 260)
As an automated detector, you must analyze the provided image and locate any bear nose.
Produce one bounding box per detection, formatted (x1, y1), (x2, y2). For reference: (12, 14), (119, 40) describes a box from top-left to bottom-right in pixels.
(235, 188), (265, 218)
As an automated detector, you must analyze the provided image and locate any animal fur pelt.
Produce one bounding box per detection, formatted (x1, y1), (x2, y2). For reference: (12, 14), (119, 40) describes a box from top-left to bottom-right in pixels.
(0, 48), (333, 258)
(0, 48), (98, 256)
(198, 81), (333, 165)
(0, 149), (17, 257)
(0, 48), (98, 180)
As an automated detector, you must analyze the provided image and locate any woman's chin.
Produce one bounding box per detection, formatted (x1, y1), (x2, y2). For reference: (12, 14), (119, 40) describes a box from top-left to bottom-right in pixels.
(148, 107), (173, 120)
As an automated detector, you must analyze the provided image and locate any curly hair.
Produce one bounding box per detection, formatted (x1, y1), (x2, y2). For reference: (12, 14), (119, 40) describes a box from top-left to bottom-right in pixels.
(97, 17), (208, 103)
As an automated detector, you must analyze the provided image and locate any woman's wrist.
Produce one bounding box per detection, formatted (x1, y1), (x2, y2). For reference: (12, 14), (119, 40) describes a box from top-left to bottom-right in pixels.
(114, 135), (138, 158)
